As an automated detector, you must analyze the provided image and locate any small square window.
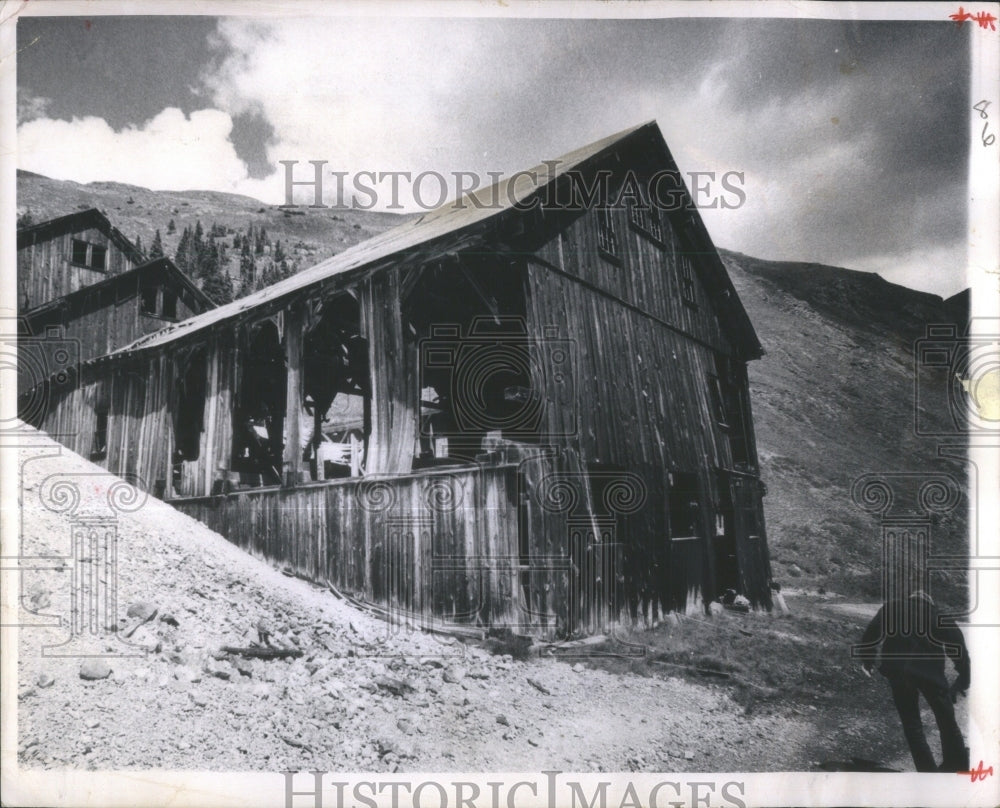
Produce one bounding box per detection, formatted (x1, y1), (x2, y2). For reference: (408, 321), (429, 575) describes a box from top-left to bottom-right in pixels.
(90, 244), (107, 271)
(71, 239), (89, 266)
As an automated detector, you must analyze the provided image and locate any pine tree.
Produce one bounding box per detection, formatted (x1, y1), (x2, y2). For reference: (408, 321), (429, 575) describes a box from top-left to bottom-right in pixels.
(149, 229), (164, 259)
(175, 227), (193, 276)
(202, 269), (233, 305)
(239, 240), (256, 293)
(134, 235), (145, 259)
(167, 218), (176, 235)
(201, 243), (233, 305)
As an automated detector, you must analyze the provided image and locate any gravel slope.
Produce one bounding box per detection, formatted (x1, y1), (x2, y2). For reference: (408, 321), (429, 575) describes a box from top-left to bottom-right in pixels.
(13, 431), (821, 773)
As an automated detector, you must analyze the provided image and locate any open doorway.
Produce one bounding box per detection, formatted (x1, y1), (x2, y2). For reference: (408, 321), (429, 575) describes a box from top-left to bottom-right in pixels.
(172, 347), (208, 491)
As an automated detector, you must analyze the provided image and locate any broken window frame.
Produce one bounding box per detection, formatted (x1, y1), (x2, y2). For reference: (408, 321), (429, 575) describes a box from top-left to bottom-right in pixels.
(628, 198), (665, 246)
(707, 373), (731, 430)
(596, 207), (621, 264)
(678, 254), (698, 308)
(712, 355), (753, 468)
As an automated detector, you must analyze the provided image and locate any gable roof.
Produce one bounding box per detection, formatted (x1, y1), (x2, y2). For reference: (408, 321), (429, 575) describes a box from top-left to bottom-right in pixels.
(17, 208), (146, 266)
(23, 257), (215, 323)
(98, 121), (762, 361)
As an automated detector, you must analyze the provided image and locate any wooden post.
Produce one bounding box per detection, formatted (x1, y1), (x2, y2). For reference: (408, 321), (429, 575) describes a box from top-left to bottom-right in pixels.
(283, 302), (304, 486)
(362, 270), (416, 475)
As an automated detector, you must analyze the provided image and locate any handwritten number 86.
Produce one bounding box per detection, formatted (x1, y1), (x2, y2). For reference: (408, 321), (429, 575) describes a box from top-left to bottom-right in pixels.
(974, 100), (996, 146)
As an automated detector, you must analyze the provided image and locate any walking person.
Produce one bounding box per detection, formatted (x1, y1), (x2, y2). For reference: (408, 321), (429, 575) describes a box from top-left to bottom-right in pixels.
(858, 589), (970, 772)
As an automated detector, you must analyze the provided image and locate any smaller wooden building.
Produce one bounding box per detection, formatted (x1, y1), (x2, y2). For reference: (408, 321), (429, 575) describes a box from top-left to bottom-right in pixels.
(17, 210), (214, 437)
(18, 208), (146, 310)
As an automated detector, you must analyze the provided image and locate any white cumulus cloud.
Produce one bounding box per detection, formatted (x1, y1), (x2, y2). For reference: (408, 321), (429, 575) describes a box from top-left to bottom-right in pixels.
(17, 107), (276, 199)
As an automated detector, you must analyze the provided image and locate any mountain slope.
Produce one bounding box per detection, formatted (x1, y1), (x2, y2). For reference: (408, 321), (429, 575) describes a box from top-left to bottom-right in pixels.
(721, 249), (968, 604)
(16, 170), (411, 275)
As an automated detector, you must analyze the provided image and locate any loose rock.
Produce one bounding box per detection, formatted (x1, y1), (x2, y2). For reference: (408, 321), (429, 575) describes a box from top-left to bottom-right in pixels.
(127, 602), (158, 621)
(442, 666), (466, 684)
(79, 660), (112, 681)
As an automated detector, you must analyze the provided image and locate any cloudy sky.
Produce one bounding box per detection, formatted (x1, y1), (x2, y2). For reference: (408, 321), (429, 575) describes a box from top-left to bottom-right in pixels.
(16, 13), (973, 296)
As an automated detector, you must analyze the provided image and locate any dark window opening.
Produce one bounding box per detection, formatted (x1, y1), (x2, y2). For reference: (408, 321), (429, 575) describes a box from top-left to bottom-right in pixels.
(173, 349), (207, 465)
(679, 255), (697, 307)
(596, 207), (620, 263)
(302, 294), (369, 482)
(161, 289), (178, 320)
(90, 244), (107, 271)
(714, 471), (740, 596)
(708, 374), (730, 429)
(140, 282), (158, 315)
(71, 239), (89, 266)
(232, 320), (286, 486)
(407, 257), (534, 468)
(711, 355), (751, 467)
(116, 275), (137, 303)
(668, 472), (701, 541)
(90, 411), (108, 461)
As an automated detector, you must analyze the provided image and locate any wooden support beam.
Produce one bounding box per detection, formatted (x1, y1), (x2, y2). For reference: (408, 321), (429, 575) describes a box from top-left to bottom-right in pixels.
(361, 270), (417, 475)
(283, 302), (304, 485)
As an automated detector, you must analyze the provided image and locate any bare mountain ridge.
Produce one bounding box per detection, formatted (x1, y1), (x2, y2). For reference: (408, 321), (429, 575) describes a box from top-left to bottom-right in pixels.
(16, 170), (411, 276)
(17, 171), (970, 602)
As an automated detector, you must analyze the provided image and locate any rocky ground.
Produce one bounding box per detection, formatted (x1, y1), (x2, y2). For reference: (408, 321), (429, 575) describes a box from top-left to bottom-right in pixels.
(13, 432), (963, 774)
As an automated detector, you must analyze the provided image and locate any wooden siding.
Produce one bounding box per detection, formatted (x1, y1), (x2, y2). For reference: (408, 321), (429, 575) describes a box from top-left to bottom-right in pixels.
(171, 331), (238, 498)
(18, 226), (136, 311)
(534, 205), (731, 358)
(23, 287), (201, 369)
(171, 466), (522, 629)
(523, 202), (772, 611)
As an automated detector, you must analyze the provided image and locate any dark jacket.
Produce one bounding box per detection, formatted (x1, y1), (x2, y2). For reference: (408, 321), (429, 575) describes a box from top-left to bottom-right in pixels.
(859, 593), (970, 691)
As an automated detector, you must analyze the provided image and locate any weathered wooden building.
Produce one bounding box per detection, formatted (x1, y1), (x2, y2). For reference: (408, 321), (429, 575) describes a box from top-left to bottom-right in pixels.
(18, 208), (146, 310)
(17, 210), (214, 430)
(27, 122), (773, 636)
